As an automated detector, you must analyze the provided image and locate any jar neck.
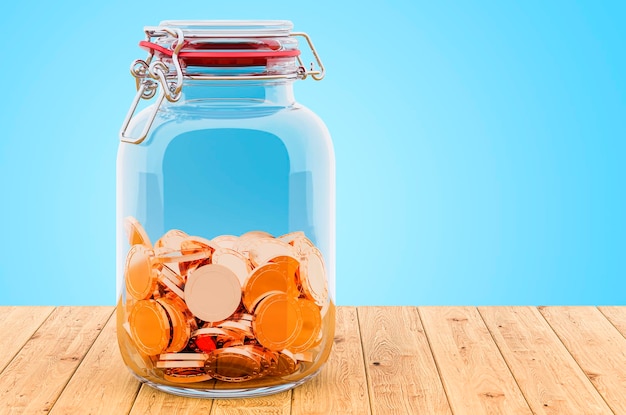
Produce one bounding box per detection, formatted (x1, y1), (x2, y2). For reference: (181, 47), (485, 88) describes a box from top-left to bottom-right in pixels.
(168, 78), (296, 107)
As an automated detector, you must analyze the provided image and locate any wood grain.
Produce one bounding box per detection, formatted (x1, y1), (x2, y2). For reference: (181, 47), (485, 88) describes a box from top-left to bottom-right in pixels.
(49, 307), (141, 415)
(539, 306), (626, 414)
(357, 306), (452, 415)
(479, 306), (613, 415)
(419, 306), (532, 415)
(599, 306), (626, 338)
(0, 306), (54, 374)
(0, 306), (112, 415)
(129, 385), (214, 415)
(1, 306), (624, 414)
(292, 306), (370, 415)
(210, 391), (291, 415)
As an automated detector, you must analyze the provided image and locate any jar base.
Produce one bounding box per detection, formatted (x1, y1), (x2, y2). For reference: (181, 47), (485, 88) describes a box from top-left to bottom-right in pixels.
(130, 369), (322, 399)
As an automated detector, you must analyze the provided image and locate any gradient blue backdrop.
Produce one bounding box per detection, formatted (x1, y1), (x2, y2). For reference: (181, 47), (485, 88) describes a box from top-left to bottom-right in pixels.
(1, 1), (624, 305)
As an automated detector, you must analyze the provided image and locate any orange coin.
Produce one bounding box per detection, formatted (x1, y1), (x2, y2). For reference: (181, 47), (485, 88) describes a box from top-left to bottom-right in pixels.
(157, 297), (192, 353)
(249, 238), (297, 268)
(287, 298), (322, 353)
(298, 247), (328, 306)
(253, 293), (302, 351)
(156, 360), (205, 369)
(124, 216), (152, 247)
(243, 262), (298, 312)
(184, 264), (242, 322)
(129, 300), (171, 356)
(277, 231), (305, 245)
(278, 232), (314, 257)
(155, 229), (189, 250)
(159, 353), (209, 361)
(163, 368), (213, 383)
(212, 235), (238, 250)
(269, 255), (300, 281)
(154, 248), (210, 264)
(270, 350), (299, 376)
(179, 236), (218, 275)
(211, 248), (251, 286)
(158, 266), (185, 299)
(125, 245), (159, 300)
(206, 347), (264, 382)
(234, 231), (273, 255)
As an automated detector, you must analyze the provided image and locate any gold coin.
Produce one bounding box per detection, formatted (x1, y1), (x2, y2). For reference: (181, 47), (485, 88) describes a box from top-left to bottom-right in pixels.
(232, 312), (254, 322)
(211, 248), (251, 286)
(184, 264), (242, 322)
(242, 262), (299, 313)
(270, 350), (299, 376)
(154, 248), (210, 264)
(293, 351), (314, 362)
(157, 297), (193, 353)
(253, 293), (302, 351)
(234, 231), (273, 255)
(238, 345), (274, 372)
(240, 230), (274, 239)
(156, 360), (206, 369)
(129, 300), (171, 356)
(287, 298), (322, 353)
(248, 239), (297, 268)
(191, 327), (228, 337)
(206, 347), (264, 382)
(212, 235), (238, 250)
(278, 232), (314, 257)
(125, 245), (160, 301)
(277, 231), (305, 245)
(269, 255), (300, 282)
(155, 229), (189, 250)
(158, 265), (185, 299)
(298, 247), (328, 306)
(160, 353), (209, 361)
(163, 368), (213, 384)
(216, 320), (254, 339)
(124, 216), (152, 247)
(179, 236), (218, 275)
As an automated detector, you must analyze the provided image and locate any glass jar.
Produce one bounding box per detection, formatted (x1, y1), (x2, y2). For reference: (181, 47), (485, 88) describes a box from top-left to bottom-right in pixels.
(115, 20), (335, 398)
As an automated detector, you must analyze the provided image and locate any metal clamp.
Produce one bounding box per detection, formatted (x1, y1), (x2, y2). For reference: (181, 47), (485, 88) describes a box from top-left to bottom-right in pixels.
(291, 32), (325, 81)
(119, 27), (185, 144)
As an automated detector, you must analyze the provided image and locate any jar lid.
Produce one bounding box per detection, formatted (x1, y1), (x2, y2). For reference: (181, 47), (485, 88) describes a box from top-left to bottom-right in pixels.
(120, 20), (325, 144)
(141, 20), (301, 69)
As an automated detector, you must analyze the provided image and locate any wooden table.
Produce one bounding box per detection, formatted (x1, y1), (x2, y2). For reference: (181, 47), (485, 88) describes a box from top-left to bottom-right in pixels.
(1, 306), (625, 414)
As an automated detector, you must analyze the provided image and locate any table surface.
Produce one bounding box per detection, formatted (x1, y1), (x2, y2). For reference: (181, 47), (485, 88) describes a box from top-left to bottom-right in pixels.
(1, 306), (625, 415)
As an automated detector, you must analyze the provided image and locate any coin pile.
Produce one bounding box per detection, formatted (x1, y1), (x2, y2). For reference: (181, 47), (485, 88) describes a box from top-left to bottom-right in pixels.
(121, 216), (329, 384)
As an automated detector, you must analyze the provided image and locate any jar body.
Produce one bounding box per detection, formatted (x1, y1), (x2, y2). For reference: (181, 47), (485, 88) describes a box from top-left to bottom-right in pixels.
(116, 79), (335, 397)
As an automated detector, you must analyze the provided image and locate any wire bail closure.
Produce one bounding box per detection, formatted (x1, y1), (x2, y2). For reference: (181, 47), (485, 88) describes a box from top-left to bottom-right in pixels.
(119, 25), (325, 145)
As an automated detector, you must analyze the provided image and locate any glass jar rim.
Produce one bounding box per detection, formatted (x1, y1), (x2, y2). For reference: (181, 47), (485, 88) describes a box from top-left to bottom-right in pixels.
(157, 20), (294, 38)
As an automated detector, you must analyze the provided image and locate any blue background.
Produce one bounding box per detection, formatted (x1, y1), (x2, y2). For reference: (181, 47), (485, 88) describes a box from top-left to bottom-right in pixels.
(1, 1), (624, 306)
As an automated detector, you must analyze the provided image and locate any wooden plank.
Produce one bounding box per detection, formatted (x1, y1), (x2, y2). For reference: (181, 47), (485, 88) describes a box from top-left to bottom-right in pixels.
(49, 309), (141, 415)
(211, 391), (291, 415)
(129, 385), (214, 415)
(419, 306), (533, 415)
(358, 306), (452, 415)
(599, 306), (626, 338)
(539, 306), (626, 414)
(0, 306), (112, 414)
(0, 306), (55, 374)
(292, 306), (371, 415)
(479, 306), (613, 415)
